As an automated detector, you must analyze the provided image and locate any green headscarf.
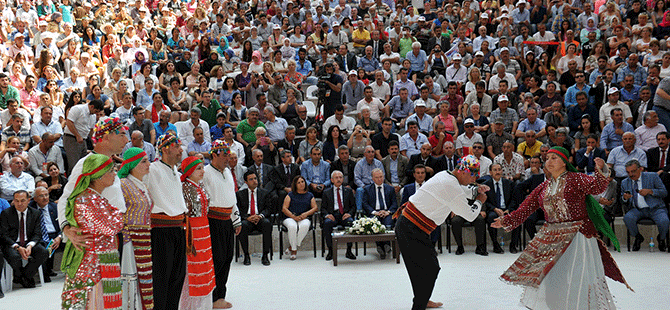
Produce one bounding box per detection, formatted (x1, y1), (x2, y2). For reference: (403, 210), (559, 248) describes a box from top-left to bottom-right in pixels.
(548, 146), (620, 251)
(118, 147), (147, 178)
(61, 154), (115, 278)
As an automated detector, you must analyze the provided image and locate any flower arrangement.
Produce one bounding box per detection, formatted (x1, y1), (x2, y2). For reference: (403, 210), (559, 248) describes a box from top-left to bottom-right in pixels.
(347, 217), (387, 235)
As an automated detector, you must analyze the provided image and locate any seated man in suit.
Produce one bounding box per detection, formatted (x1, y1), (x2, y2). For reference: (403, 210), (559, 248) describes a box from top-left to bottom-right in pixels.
(400, 164), (445, 248)
(621, 159), (669, 252)
(575, 134), (608, 174)
(29, 187), (61, 282)
(229, 152), (248, 190)
(514, 167), (548, 241)
(646, 132), (670, 203)
(330, 145), (357, 189)
(405, 142), (437, 183)
(382, 140), (409, 194)
(322, 171), (357, 261)
(485, 163), (518, 254)
(362, 168), (397, 259)
(269, 150), (301, 203)
(249, 149), (274, 190)
(236, 171), (274, 266)
(0, 190), (49, 289)
(300, 146), (331, 198)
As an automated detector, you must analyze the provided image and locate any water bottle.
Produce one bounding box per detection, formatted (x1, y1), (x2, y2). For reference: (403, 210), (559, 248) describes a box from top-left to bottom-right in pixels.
(500, 236), (505, 248)
(650, 237), (656, 252)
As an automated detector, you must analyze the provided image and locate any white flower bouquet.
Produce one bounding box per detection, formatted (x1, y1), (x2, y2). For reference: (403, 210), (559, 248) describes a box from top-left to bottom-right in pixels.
(347, 217), (387, 235)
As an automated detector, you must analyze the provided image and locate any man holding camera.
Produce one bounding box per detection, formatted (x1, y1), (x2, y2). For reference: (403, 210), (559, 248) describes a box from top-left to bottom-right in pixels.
(318, 63), (344, 119)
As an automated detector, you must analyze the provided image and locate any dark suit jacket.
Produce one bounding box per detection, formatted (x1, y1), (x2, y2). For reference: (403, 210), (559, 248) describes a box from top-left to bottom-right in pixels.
(362, 183), (398, 216)
(28, 200), (60, 238)
(365, 39), (387, 57)
(321, 186), (356, 219)
(484, 178), (515, 212)
(330, 158), (357, 189)
(236, 187), (273, 219)
(269, 163), (300, 192)
(427, 36), (450, 56)
(406, 154), (441, 183)
(0, 206), (43, 247)
(289, 116), (317, 138)
(515, 174), (546, 205)
(646, 147), (670, 173)
(441, 155), (459, 172)
(335, 53), (358, 72)
(630, 99), (653, 126)
(575, 147), (607, 173)
(277, 139), (299, 158)
(400, 182), (423, 205)
(381, 154), (409, 187)
(588, 81), (620, 108)
(249, 163), (274, 190)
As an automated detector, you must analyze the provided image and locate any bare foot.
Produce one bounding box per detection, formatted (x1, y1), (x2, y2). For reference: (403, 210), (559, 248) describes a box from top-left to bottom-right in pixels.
(213, 299), (233, 309)
(426, 300), (443, 308)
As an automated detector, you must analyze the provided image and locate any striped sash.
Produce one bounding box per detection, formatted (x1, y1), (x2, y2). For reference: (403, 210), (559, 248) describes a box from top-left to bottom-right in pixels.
(208, 206), (233, 221)
(150, 213), (186, 228)
(395, 202), (438, 235)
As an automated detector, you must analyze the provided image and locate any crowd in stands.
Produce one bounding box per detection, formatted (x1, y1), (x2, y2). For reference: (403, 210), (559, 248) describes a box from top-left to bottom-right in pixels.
(1, 0), (670, 300)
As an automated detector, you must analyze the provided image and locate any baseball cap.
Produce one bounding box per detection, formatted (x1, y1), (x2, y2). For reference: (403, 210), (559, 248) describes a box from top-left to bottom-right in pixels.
(475, 51), (484, 57)
(607, 87), (620, 95)
(464, 119), (475, 125)
(494, 118), (504, 124)
(348, 70), (357, 76)
(481, 13), (489, 19)
(500, 47), (510, 53)
(414, 99), (426, 107)
(518, 0), (527, 5)
(273, 24), (281, 30)
(418, 16), (426, 22)
(453, 54), (462, 61)
(332, 21), (340, 27)
(498, 94), (509, 102)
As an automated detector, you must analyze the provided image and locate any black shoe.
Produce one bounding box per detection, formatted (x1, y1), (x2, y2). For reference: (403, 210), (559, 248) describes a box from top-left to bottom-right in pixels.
(0, 288), (4, 298)
(475, 245), (489, 256)
(492, 244), (505, 254)
(384, 244), (392, 253)
(509, 245), (519, 254)
(345, 250), (356, 260)
(325, 251), (333, 261)
(261, 255), (271, 266)
(13, 276), (20, 284)
(19, 276), (35, 288)
(44, 276), (52, 283)
(658, 235), (667, 252)
(380, 252), (386, 259)
(455, 246), (465, 255)
(26, 277), (36, 288)
(633, 234), (644, 251)
(243, 255), (251, 265)
(376, 245), (384, 256)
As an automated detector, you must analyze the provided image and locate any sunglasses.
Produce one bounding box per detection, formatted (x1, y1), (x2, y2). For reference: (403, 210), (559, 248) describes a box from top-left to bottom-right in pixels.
(472, 146), (483, 149)
(464, 124), (474, 128)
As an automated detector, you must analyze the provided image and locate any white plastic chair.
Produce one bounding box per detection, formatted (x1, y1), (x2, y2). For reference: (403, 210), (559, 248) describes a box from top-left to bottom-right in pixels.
(0, 258), (44, 292)
(305, 85), (318, 101)
(303, 101), (317, 118)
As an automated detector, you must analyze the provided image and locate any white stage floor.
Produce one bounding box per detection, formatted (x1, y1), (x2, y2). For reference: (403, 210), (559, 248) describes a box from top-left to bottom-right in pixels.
(3, 247), (669, 309)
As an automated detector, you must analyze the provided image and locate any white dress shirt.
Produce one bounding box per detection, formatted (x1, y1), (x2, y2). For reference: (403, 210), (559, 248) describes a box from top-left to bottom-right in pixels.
(493, 179), (506, 209)
(374, 184), (386, 212)
(147, 161), (188, 216)
(14, 210), (36, 248)
(409, 171), (482, 224)
(203, 164), (241, 227)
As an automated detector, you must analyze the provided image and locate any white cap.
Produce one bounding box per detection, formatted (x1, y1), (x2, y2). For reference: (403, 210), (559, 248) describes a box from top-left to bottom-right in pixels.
(414, 99), (426, 107)
(348, 70), (357, 76)
(481, 13), (489, 19)
(518, 0), (527, 5)
(475, 51), (484, 57)
(332, 21), (340, 27)
(500, 47), (509, 53)
(80, 52), (90, 58)
(42, 32), (55, 40)
(607, 87), (620, 95)
(418, 16), (426, 21)
(464, 118), (475, 125)
(273, 24), (281, 30)
(525, 50), (535, 56)
(500, 13), (509, 19)
(38, 20), (47, 26)
(14, 32), (25, 38)
(498, 94), (509, 102)
(452, 54), (462, 61)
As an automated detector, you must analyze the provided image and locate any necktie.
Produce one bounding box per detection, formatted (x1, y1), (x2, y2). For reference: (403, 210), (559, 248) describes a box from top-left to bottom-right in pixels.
(231, 170), (239, 191)
(632, 181), (639, 209)
(19, 211), (25, 247)
(496, 182), (503, 209)
(250, 190), (256, 215)
(661, 149), (666, 169)
(257, 166), (262, 187)
(343, 57), (347, 71)
(337, 187), (344, 214)
(448, 158), (453, 171)
(40, 208), (50, 243)
(373, 41), (378, 58)
(603, 83), (609, 105)
(377, 186), (385, 210)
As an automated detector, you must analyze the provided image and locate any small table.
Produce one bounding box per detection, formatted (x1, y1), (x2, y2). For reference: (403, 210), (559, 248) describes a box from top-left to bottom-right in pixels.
(331, 232), (400, 266)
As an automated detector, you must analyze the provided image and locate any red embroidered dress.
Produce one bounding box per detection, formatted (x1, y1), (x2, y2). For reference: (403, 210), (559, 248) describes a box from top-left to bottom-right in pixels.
(500, 170), (630, 309)
(182, 179), (216, 297)
(62, 189), (124, 309)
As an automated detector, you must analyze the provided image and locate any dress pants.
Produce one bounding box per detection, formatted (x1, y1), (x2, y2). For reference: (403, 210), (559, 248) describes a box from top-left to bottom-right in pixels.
(151, 227), (186, 310)
(42, 232), (65, 275)
(487, 211), (521, 246)
(209, 218), (234, 301)
(624, 206), (670, 239)
(239, 217), (273, 255)
(396, 216), (440, 310)
(2, 243), (48, 280)
(523, 209), (545, 240)
(451, 214), (486, 247)
(375, 214), (394, 247)
(323, 214), (354, 249)
(63, 134), (88, 176)
(283, 218), (311, 250)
